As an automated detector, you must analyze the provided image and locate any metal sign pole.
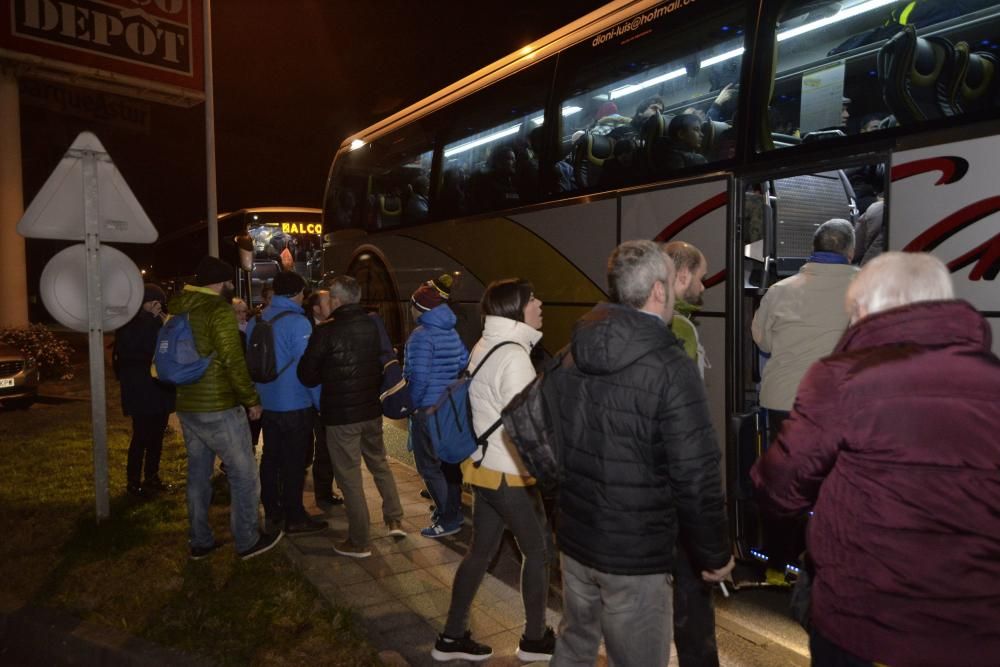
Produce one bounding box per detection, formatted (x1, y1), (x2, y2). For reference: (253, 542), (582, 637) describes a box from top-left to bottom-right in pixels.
(81, 147), (110, 522)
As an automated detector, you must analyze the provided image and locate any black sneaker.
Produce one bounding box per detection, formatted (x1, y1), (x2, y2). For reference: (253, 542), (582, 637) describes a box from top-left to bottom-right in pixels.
(189, 541), (223, 561)
(315, 493), (344, 507)
(285, 517), (328, 534)
(126, 482), (148, 499)
(431, 631), (492, 662)
(238, 530), (284, 561)
(517, 626), (556, 662)
(143, 477), (174, 494)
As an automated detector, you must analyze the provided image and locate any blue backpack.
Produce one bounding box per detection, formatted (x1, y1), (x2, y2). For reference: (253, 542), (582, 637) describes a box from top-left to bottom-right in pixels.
(419, 341), (516, 464)
(153, 313), (215, 385)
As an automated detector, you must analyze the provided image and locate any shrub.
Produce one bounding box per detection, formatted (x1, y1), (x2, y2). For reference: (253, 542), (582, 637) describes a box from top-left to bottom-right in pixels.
(0, 324), (74, 380)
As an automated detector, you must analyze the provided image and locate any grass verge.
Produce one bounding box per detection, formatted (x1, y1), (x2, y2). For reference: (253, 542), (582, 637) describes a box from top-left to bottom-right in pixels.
(0, 365), (379, 666)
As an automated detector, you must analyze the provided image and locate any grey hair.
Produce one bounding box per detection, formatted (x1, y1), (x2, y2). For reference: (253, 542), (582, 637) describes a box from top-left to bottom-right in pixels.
(813, 218), (855, 256)
(607, 240), (674, 308)
(846, 252), (954, 319)
(328, 275), (361, 305)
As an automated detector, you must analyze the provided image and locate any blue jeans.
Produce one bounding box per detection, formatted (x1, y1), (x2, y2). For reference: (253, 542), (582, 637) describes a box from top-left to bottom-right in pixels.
(178, 407), (261, 553)
(409, 417), (462, 528)
(553, 553), (673, 667)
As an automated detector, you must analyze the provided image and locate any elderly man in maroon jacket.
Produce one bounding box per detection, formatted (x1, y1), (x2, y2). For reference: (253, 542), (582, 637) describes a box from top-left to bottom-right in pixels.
(751, 252), (1000, 667)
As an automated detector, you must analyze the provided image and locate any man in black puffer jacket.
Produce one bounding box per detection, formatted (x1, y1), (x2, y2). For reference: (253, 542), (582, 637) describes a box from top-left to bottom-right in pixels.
(297, 275), (404, 559)
(550, 240), (733, 667)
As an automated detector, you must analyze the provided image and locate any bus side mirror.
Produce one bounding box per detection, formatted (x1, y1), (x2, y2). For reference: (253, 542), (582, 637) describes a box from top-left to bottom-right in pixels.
(234, 233), (254, 272)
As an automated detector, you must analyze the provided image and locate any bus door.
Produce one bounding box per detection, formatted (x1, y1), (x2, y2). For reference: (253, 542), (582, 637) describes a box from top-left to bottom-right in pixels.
(620, 175), (733, 481)
(730, 154), (890, 574)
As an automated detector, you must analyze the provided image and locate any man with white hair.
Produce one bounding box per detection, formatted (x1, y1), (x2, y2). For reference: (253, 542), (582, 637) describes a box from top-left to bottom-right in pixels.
(751, 252), (1000, 666)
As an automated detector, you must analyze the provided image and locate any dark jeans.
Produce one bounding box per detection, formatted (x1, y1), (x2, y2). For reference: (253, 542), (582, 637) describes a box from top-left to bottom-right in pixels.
(308, 409), (340, 500)
(410, 417), (462, 528)
(260, 408), (313, 523)
(127, 413), (169, 485)
(444, 480), (550, 640)
(810, 627), (875, 667)
(673, 543), (720, 667)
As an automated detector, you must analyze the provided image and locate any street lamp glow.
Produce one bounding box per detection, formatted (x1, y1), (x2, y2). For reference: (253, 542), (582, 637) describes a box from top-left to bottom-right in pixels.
(350, 139), (366, 151)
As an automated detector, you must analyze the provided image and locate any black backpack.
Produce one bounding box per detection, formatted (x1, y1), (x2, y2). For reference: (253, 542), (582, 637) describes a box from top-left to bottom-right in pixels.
(246, 311), (297, 383)
(499, 349), (570, 490)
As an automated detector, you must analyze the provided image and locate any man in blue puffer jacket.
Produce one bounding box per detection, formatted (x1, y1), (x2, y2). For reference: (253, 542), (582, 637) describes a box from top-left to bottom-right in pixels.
(405, 274), (469, 538)
(246, 272), (325, 536)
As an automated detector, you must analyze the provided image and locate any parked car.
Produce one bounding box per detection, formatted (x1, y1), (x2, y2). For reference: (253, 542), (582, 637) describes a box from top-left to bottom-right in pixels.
(0, 342), (39, 409)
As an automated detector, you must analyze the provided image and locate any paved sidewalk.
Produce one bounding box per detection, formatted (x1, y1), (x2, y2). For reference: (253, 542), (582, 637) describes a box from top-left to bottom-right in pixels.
(283, 457), (564, 667)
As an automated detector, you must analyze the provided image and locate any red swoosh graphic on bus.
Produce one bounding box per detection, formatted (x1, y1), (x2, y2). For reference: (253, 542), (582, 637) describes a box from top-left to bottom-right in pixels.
(947, 233), (1000, 281)
(903, 197), (1000, 281)
(653, 192), (728, 243)
(891, 156), (969, 185)
(704, 269), (726, 288)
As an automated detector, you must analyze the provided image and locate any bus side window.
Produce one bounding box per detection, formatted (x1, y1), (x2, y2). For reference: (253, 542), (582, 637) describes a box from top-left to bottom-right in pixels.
(767, 0), (1000, 148)
(437, 57), (555, 217)
(554, 4), (746, 193)
(329, 125), (434, 232)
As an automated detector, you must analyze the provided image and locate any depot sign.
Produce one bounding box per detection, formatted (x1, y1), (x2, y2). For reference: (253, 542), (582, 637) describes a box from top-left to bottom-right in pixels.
(0, 0), (204, 104)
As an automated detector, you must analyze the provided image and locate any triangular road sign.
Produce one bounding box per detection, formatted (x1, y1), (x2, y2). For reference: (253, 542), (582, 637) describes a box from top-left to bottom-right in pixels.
(17, 131), (158, 243)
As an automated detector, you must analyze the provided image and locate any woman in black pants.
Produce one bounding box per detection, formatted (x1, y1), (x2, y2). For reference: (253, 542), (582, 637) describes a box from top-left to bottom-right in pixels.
(113, 284), (176, 498)
(431, 278), (554, 663)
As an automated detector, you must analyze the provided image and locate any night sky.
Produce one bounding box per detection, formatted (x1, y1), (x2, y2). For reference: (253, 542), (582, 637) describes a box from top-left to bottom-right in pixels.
(18, 0), (606, 300)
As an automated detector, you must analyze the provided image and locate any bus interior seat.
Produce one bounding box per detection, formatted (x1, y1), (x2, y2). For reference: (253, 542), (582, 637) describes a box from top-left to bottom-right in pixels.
(878, 25), (960, 123)
(572, 131), (615, 188)
(953, 45), (999, 114)
(371, 193), (403, 229)
(701, 119), (733, 160)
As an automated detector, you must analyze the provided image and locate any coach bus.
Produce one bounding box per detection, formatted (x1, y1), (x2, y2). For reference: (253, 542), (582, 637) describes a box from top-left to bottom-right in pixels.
(156, 207), (324, 306)
(320, 0), (1000, 570)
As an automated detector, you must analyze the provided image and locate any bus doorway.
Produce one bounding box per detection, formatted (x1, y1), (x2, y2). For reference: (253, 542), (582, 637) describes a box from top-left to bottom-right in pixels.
(729, 155), (890, 578)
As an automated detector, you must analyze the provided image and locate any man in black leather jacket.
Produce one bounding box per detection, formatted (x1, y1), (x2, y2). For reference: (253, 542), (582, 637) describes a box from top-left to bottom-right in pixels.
(550, 241), (734, 667)
(297, 275), (405, 558)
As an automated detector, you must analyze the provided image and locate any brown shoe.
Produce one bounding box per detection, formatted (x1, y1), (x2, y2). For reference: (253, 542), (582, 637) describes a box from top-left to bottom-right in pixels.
(387, 519), (406, 537)
(334, 539), (371, 559)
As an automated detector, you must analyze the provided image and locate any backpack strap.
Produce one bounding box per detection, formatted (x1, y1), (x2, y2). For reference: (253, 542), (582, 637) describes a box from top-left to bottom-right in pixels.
(266, 310), (303, 378)
(468, 340), (520, 466)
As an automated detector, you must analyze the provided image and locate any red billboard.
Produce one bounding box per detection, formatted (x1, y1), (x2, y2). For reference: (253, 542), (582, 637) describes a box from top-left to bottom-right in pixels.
(0, 0), (204, 104)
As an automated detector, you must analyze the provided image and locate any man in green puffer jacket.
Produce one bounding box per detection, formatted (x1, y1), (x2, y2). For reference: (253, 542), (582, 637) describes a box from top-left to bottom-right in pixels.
(167, 256), (280, 562)
(664, 240), (720, 667)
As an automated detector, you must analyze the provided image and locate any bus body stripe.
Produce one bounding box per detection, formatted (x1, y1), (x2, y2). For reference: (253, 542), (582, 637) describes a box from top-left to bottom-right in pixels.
(653, 192), (728, 243)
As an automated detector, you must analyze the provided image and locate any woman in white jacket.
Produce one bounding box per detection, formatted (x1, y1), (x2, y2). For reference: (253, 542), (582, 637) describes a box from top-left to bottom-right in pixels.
(432, 279), (554, 664)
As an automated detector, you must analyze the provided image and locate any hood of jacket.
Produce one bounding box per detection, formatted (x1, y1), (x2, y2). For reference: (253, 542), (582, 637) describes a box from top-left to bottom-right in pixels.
(416, 303), (457, 330)
(571, 303), (675, 375)
(167, 284), (225, 315)
(262, 295), (305, 319)
(480, 315), (542, 351)
(673, 298), (701, 319)
(835, 299), (990, 355)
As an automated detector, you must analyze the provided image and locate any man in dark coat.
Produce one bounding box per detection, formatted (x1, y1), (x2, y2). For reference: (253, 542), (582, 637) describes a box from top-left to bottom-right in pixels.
(297, 275), (405, 558)
(550, 241), (733, 667)
(113, 283), (175, 498)
(752, 252), (1000, 666)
